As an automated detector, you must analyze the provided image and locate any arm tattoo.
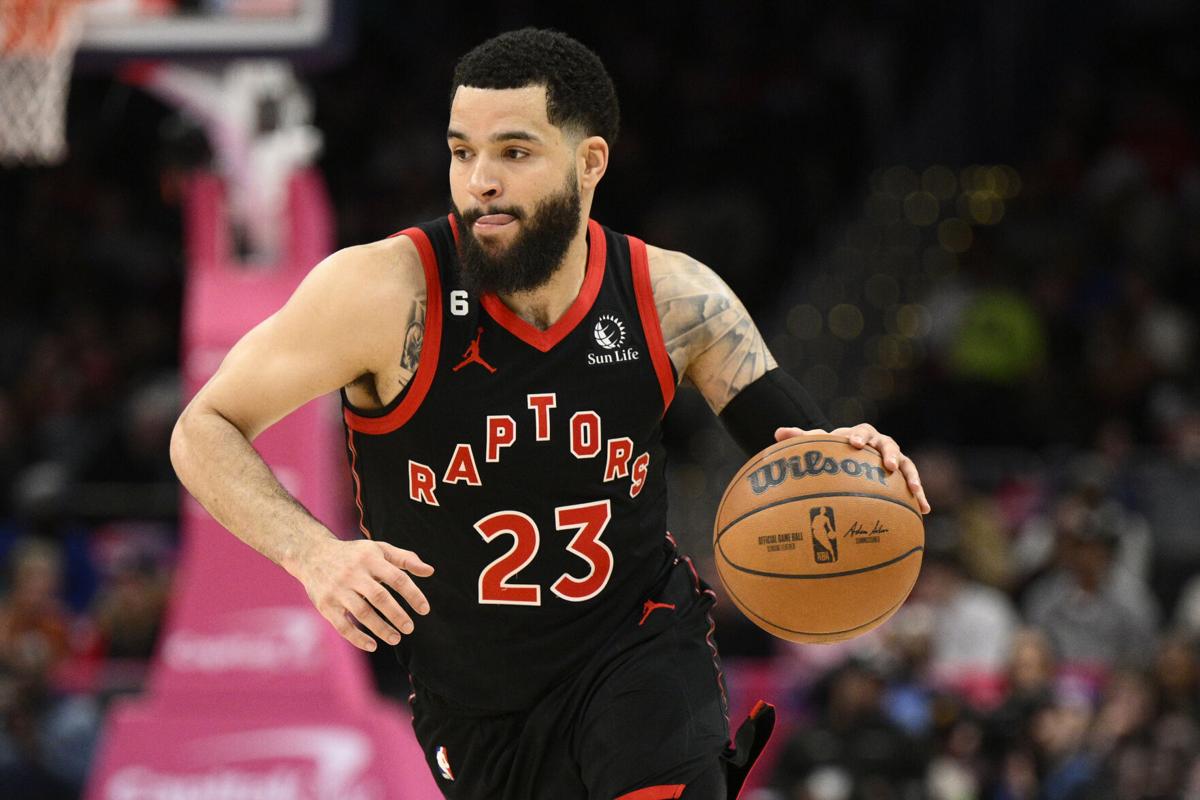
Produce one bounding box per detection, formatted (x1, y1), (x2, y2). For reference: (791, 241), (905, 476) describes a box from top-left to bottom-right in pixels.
(397, 296), (426, 386)
(651, 252), (776, 413)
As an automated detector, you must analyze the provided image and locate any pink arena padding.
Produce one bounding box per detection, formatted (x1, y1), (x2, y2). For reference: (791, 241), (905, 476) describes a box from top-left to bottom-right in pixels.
(87, 171), (442, 799)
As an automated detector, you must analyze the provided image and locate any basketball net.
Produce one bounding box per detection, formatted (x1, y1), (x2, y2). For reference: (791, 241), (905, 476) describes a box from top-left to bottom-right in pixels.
(0, 0), (85, 165)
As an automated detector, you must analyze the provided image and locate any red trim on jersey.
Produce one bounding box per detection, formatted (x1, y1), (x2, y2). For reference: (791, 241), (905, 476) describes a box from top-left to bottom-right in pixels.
(682, 553), (732, 742)
(615, 784), (685, 800)
(628, 235), (676, 416)
(345, 429), (372, 539)
(343, 226), (443, 434)
(480, 219), (607, 353)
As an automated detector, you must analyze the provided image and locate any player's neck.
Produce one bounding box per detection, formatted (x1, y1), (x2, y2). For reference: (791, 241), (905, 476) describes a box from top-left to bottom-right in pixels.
(496, 226), (590, 331)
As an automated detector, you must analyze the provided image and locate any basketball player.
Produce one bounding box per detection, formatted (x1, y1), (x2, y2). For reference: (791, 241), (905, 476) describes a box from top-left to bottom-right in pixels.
(170, 29), (931, 800)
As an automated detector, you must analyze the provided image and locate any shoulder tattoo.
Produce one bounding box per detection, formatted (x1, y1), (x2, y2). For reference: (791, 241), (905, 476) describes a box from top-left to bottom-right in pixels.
(651, 253), (776, 413)
(397, 295), (427, 386)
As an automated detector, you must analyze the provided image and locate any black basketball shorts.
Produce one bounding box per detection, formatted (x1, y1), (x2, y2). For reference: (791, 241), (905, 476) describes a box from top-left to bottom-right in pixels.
(409, 552), (773, 799)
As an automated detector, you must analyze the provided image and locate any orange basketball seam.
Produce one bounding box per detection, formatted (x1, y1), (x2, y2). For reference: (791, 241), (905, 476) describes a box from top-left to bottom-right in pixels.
(716, 569), (917, 637)
(718, 545), (924, 580)
(715, 490), (922, 542)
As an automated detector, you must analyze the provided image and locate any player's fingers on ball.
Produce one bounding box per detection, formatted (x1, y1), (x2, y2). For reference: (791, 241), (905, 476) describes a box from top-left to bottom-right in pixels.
(873, 435), (901, 470)
(384, 567), (431, 615)
(915, 486), (932, 514)
(900, 458), (932, 513)
(334, 610), (378, 652)
(775, 426), (820, 442)
(348, 596), (402, 645)
(841, 423), (872, 448)
(379, 542), (435, 576)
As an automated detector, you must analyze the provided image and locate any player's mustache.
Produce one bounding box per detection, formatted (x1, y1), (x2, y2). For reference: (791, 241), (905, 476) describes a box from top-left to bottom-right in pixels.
(459, 206), (525, 225)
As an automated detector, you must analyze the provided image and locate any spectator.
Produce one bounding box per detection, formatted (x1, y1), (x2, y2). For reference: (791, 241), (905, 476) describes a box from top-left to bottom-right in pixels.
(768, 657), (926, 800)
(1088, 664), (1200, 800)
(1029, 679), (1099, 800)
(985, 628), (1058, 763)
(1012, 454), (1152, 595)
(1138, 408), (1200, 615)
(1153, 634), (1200, 719)
(0, 539), (73, 678)
(1024, 502), (1160, 673)
(90, 552), (168, 661)
(914, 446), (1014, 590)
(896, 519), (1019, 707)
(0, 539), (98, 799)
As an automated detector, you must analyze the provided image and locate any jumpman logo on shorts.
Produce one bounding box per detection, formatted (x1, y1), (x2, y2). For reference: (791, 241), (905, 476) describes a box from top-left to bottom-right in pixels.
(453, 326), (497, 373)
(638, 599), (676, 626)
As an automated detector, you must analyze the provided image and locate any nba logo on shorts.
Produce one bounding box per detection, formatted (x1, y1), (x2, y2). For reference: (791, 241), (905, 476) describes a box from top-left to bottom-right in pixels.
(809, 506), (838, 564)
(436, 746), (455, 781)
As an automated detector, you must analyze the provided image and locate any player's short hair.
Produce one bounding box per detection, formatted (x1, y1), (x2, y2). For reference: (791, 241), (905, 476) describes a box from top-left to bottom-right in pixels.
(451, 28), (620, 147)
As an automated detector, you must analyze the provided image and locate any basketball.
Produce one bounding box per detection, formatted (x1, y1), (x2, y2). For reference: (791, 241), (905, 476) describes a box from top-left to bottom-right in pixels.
(713, 434), (924, 644)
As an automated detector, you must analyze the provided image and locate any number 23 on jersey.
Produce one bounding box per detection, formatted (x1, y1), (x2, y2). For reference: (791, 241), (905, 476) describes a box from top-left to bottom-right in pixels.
(474, 499), (613, 606)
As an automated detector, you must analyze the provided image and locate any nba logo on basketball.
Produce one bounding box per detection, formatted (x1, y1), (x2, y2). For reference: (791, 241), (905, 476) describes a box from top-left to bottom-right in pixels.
(809, 506), (838, 564)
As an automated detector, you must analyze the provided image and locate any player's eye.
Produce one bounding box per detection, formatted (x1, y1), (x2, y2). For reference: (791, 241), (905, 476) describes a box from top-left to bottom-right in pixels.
(504, 148), (529, 160)
(451, 147), (472, 161)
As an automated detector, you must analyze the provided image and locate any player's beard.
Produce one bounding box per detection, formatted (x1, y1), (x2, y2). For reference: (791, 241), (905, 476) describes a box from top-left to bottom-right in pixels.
(452, 173), (582, 296)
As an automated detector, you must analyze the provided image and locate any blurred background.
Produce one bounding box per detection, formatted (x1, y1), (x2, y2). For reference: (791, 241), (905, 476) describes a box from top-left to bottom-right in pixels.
(2, 1), (1200, 798)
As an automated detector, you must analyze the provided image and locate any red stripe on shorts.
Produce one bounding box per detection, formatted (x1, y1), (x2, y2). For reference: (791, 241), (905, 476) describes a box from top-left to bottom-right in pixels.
(615, 784), (685, 800)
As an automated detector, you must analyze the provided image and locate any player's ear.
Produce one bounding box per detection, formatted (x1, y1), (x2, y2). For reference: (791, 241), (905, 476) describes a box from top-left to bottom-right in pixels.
(577, 135), (608, 191)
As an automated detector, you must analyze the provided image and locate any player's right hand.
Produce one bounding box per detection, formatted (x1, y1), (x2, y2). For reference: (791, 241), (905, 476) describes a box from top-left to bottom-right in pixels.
(292, 538), (435, 652)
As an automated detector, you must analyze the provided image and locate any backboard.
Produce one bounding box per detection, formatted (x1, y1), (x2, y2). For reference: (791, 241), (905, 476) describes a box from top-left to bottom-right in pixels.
(76, 0), (352, 69)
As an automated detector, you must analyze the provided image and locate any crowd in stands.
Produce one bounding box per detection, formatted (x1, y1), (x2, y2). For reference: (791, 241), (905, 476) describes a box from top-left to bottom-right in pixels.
(1, 2), (1198, 798)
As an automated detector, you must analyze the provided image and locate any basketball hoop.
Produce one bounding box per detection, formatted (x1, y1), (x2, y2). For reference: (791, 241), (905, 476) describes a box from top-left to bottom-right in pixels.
(0, 0), (85, 165)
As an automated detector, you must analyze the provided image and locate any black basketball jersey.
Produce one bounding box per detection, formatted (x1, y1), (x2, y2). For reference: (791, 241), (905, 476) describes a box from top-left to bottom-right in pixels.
(342, 215), (679, 712)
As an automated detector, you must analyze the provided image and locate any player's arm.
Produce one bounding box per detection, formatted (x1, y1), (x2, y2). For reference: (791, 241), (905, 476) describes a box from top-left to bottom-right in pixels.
(646, 246), (777, 413)
(169, 237), (435, 651)
(646, 245), (930, 513)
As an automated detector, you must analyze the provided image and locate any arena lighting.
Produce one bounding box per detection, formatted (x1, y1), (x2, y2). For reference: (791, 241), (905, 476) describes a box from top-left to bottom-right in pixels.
(802, 363), (840, 401)
(828, 303), (866, 340)
(859, 364), (895, 400)
(787, 304), (823, 339)
(788, 162), (1022, 422)
(881, 164), (919, 197)
(904, 190), (941, 226)
(938, 217), (974, 253)
(896, 304), (934, 338)
(830, 396), (868, 426)
(922, 164), (959, 199)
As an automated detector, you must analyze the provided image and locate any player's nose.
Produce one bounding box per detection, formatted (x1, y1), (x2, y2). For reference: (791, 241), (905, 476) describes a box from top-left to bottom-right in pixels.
(467, 158), (501, 203)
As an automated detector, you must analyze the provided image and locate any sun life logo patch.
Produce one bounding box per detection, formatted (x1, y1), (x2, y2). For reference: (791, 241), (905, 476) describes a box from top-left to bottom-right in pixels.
(593, 314), (626, 350)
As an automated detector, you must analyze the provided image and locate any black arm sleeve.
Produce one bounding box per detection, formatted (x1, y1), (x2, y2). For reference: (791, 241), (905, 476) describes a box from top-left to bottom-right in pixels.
(717, 368), (830, 456)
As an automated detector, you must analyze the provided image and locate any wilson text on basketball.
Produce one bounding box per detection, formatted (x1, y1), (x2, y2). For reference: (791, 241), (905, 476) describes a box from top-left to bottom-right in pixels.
(746, 451), (888, 495)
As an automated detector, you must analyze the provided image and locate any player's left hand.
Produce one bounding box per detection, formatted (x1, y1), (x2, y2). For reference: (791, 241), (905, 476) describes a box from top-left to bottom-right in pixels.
(775, 423), (931, 514)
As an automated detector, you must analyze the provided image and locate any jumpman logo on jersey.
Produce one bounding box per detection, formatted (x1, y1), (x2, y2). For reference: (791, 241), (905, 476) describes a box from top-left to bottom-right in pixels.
(453, 326), (497, 373)
(638, 599), (677, 626)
